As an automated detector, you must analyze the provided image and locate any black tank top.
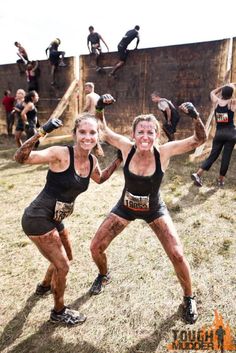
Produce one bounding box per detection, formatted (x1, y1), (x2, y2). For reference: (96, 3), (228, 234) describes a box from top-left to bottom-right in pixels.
(43, 146), (93, 203)
(26, 106), (37, 127)
(119, 29), (138, 48)
(15, 102), (24, 120)
(215, 104), (235, 129)
(121, 145), (164, 210)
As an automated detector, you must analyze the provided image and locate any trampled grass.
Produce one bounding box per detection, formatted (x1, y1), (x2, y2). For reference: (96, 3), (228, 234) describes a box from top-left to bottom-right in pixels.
(0, 140), (235, 353)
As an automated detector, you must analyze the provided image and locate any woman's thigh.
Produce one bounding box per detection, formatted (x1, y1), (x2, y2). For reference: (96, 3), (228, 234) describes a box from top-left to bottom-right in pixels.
(91, 213), (130, 251)
(148, 214), (183, 257)
(29, 228), (69, 268)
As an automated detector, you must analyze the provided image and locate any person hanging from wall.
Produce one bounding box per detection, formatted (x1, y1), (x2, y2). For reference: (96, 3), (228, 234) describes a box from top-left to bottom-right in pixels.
(14, 114), (122, 326)
(87, 26), (109, 72)
(191, 83), (236, 187)
(151, 91), (181, 141)
(109, 25), (140, 78)
(14, 42), (30, 74)
(89, 94), (207, 325)
(26, 61), (40, 92)
(45, 38), (66, 86)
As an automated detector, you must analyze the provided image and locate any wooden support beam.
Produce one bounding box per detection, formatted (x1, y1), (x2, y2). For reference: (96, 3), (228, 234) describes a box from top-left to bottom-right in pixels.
(189, 110), (215, 161)
(49, 78), (78, 120)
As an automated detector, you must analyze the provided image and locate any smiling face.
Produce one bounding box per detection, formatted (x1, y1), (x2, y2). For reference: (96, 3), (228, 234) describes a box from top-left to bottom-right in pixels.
(132, 114), (160, 151)
(133, 120), (157, 151)
(75, 117), (98, 151)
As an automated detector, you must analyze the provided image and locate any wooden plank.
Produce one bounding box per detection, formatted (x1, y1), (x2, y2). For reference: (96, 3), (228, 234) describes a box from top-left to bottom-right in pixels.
(189, 110), (215, 161)
(49, 78), (78, 120)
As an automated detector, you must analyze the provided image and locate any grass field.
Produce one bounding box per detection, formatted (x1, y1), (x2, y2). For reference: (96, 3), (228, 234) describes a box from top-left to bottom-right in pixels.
(0, 136), (235, 353)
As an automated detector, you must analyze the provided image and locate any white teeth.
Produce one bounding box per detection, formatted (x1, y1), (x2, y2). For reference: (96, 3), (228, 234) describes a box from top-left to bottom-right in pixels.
(141, 143), (148, 146)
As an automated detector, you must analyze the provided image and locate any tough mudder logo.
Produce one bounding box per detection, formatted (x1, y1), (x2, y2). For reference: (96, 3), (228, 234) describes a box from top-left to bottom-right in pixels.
(167, 311), (236, 352)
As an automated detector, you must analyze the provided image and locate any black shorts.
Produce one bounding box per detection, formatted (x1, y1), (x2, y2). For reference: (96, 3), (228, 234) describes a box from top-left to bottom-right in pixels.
(22, 212), (64, 236)
(21, 192), (64, 236)
(111, 199), (168, 223)
(49, 50), (64, 65)
(15, 118), (24, 131)
(163, 110), (180, 134)
(118, 45), (129, 62)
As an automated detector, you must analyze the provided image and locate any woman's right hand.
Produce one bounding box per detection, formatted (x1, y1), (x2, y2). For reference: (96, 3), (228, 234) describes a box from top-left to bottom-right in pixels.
(39, 118), (63, 136)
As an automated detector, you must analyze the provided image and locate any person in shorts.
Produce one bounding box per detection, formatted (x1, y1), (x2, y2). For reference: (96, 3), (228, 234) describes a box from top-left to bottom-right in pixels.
(14, 114), (122, 326)
(89, 95), (207, 325)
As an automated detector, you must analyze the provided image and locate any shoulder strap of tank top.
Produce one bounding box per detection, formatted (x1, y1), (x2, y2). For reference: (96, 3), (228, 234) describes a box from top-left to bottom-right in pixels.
(124, 145), (136, 169)
(154, 146), (163, 174)
(88, 154), (94, 178)
(67, 145), (74, 170)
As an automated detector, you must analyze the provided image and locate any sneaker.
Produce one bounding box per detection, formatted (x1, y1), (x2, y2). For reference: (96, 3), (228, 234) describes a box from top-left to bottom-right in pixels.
(183, 296), (198, 324)
(108, 72), (117, 79)
(58, 62), (67, 67)
(96, 66), (102, 72)
(217, 179), (225, 187)
(89, 273), (111, 295)
(191, 173), (203, 187)
(50, 307), (86, 326)
(35, 283), (51, 296)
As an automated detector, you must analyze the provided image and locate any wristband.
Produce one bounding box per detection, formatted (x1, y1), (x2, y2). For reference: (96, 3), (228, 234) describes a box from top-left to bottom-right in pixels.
(38, 128), (47, 137)
(96, 108), (104, 113)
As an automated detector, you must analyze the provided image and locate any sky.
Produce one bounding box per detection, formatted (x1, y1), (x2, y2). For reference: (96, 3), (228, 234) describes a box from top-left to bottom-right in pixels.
(1, 0), (236, 67)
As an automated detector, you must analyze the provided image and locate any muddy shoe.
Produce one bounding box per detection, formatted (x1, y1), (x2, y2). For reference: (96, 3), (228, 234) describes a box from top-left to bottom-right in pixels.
(108, 72), (117, 79)
(183, 296), (198, 324)
(58, 62), (67, 67)
(217, 178), (225, 187)
(96, 66), (102, 72)
(35, 283), (51, 296)
(89, 273), (111, 295)
(191, 173), (203, 187)
(50, 307), (86, 326)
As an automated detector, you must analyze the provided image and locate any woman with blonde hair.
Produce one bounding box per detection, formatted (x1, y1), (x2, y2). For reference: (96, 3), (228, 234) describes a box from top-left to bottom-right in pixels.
(13, 88), (26, 146)
(14, 113), (122, 326)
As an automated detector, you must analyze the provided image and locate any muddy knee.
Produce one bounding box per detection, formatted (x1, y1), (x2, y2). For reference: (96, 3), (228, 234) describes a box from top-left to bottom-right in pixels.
(90, 240), (105, 258)
(56, 259), (70, 277)
(170, 246), (184, 264)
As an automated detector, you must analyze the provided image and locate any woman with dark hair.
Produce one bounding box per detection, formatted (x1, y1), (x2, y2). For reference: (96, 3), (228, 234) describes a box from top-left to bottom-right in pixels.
(14, 114), (122, 326)
(191, 83), (236, 187)
(21, 90), (40, 148)
(89, 95), (206, 325)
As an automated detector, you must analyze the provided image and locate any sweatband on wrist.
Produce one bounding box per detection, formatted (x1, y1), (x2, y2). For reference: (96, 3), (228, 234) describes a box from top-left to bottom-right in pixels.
(38, 128), (46, 137)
